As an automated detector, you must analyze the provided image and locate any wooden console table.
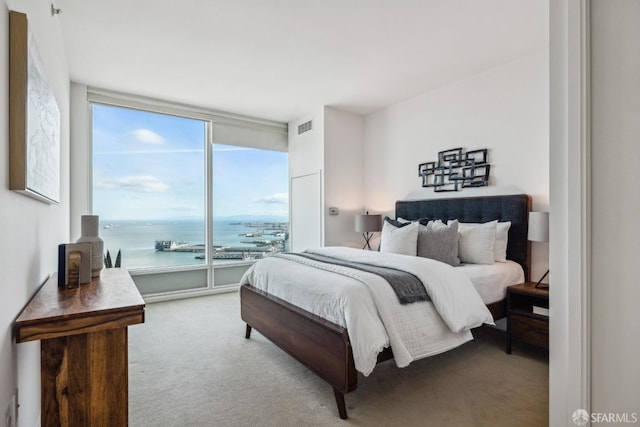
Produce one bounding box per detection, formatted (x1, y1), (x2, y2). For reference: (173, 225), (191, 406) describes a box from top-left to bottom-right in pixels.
(15, 268), (145, 427)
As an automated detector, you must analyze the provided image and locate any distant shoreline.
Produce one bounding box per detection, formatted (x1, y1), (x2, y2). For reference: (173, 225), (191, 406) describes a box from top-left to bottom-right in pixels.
(99, 217), (289, 269)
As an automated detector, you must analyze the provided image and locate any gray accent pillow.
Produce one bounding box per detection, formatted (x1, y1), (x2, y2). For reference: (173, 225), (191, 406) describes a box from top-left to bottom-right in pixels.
(417, 220), (461, 266)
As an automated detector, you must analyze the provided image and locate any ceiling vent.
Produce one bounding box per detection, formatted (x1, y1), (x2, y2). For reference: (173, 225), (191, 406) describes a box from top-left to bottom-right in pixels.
(297, 120), (313, 135)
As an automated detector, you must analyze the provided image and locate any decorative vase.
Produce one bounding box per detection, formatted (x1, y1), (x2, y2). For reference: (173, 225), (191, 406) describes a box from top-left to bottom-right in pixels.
(76, 215), (104, 277)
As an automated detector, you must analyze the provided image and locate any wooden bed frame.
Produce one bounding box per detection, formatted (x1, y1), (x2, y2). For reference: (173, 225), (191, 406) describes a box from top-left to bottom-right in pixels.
(241, 194), (531, 419)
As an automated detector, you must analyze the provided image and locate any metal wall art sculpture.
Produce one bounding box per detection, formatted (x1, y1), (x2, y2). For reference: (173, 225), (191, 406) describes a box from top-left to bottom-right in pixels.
(418, 148), (490, 192)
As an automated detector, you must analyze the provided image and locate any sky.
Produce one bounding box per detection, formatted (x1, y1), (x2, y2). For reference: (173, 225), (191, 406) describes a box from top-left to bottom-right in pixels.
(92, 104), (288, 221)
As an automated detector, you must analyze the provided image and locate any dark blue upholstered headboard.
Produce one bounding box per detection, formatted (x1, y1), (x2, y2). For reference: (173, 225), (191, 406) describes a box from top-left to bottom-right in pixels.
(395, 194), (532, 280)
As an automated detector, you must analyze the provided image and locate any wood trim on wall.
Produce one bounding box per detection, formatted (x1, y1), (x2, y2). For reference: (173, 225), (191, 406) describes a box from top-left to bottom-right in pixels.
(9, 10), (61, 204)
(9, 11), (28, 193)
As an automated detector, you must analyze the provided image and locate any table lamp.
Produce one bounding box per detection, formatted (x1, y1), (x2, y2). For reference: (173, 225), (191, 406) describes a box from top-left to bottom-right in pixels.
(528, 211), (550, 288)
(355, 212), (382, 250)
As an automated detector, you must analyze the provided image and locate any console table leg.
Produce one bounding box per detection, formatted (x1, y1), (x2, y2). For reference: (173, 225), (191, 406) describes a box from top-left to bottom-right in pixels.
(41, 336), (69, 427)
(41, 329), (128, 426)
(333, 388), (348, 420)
(245, 324), (252, 339)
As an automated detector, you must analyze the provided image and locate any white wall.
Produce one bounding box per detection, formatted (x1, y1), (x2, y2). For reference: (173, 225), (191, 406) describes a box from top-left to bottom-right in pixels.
(288, 107), (365, 249)
(289, 108), (324, 250)
(363, 50), (549, 280)
(549, 1), (591, 424)
(0, 1), (70, 426)
(589, 0), (640, 416)
(550, 2), (640, 424)
(288, 109), (324, 180)
(323, 107), (364, 248)
(70, 83), (90, 239)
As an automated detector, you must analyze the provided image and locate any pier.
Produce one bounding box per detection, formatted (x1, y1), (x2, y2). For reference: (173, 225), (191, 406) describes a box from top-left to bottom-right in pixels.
(155, 240), (205, 253)
(154, 221), (288, 261)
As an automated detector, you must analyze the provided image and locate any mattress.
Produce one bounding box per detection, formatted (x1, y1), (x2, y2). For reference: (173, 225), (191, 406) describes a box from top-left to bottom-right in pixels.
(457, 260), (524, 305)
(240, 247), (494, 376)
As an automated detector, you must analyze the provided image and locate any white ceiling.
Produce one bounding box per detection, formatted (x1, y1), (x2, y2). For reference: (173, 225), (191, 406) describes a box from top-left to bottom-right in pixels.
(57, 0), (548, 124)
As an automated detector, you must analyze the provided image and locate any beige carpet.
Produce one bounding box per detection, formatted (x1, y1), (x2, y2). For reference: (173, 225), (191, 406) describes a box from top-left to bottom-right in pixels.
(129, 292), (548, 426)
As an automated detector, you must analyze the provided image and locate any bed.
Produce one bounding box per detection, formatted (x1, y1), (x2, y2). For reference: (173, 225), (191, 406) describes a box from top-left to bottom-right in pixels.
(240, 194), (531, 419)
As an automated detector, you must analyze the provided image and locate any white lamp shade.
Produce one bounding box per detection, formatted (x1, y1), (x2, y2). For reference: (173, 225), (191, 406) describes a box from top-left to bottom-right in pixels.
(528, 211), (549, 242)
(355, 214), (382, 233)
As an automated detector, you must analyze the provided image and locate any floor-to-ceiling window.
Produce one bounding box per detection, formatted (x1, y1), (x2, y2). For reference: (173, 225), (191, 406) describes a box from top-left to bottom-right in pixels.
(89, 95), (288, 295)
(211, 144), (289, 263)
(92, 104), (207, 270)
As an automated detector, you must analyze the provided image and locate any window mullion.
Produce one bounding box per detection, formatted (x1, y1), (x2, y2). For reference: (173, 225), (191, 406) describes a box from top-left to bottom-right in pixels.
(206, 121), (214, 289)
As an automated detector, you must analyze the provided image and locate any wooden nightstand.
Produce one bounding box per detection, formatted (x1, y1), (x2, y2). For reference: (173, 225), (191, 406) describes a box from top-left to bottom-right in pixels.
(506, 282), (549, 354)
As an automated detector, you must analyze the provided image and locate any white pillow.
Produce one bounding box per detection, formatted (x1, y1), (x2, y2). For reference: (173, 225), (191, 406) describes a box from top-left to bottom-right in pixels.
(493, 222), (511, 262)
(456, 220), (497, 264)
(455, 220), (511, 262)
(379, 221), (419, 256)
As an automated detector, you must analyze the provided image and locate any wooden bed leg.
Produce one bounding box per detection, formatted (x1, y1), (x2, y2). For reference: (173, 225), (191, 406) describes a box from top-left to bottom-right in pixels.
(245, 324), (252, 339)
(333, 388), (348, 420)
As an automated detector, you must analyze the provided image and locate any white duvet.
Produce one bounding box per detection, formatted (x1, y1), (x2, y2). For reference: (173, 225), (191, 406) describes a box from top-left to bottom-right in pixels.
(240, 246), (494, 376)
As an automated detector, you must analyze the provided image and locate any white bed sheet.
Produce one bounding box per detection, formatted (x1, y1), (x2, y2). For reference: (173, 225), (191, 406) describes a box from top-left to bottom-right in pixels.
(240, 247), (493, 376)
(457, 260), (525, 305)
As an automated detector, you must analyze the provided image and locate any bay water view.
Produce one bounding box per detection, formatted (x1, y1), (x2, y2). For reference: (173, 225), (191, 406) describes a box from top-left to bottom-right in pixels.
(99, 217), (289, 269)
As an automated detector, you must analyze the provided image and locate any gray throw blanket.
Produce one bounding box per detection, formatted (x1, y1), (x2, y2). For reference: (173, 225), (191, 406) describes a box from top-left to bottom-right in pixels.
(279, 252), (430, 305)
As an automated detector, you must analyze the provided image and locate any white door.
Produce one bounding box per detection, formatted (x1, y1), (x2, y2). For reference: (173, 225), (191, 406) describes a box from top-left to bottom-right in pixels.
(290, 172), (322, 252)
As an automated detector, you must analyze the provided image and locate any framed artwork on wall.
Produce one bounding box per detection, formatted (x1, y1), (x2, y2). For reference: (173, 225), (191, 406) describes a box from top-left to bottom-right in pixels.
(9, 11), (61, 204)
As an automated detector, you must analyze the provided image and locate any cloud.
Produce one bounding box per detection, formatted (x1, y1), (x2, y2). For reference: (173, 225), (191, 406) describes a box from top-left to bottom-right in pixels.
(254, 193), (288, 204)
(96, 175), (169, 193)
(132, 129), (165, 145)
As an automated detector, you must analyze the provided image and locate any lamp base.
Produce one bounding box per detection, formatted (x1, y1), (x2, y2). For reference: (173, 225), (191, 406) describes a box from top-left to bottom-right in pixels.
(535, 269), (549, 289)
(362, 232), (374, 250)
